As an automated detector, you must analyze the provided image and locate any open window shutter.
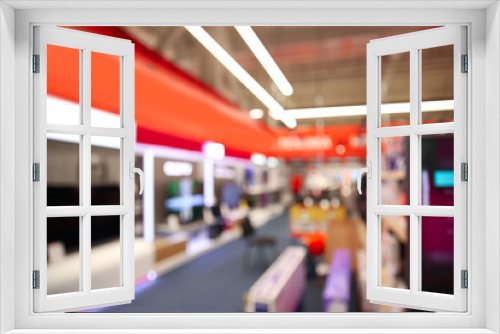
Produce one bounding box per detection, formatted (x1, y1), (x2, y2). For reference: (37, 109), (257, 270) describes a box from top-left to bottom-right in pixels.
(365, 26), (467, 312)
(33, 26), (136, 312)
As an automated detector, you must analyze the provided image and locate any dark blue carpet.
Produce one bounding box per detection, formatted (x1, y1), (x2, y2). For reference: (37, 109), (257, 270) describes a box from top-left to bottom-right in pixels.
(89, 212), (324, 313)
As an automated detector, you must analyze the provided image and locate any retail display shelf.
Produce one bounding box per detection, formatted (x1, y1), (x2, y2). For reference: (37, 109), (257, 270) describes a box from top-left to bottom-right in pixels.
(244, 184), (285, 196)
(156, 219), (206, 235)
(155, 204), (285, 276)
(381, 169), (406, 181)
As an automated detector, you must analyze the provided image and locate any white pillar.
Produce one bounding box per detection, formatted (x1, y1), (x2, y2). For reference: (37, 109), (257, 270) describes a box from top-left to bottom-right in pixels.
(204, 158), (215, 207)
(143, 149), (155, 243)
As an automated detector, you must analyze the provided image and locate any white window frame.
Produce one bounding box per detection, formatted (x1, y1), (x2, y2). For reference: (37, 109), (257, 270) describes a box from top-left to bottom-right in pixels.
(366, 26), (467, 312)
(1, 2), (498, 334)
(33, 26), (136, 312)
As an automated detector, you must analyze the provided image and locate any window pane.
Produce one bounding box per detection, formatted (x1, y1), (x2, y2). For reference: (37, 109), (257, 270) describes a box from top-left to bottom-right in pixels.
(381, 52), (410, 127)
(421, 45), (454, 124)
(91, 136), (121, 205)
(380, 215), (410, 290)
(91, 215), (121, 290)
(47, 217), (80, 295)
(380, 137), (409, 205)
(421, 216), (454, 295)
(421, 133), (454, 206)
(47, 134), (80, 206)
(47, 45), (80, 125)
(91, 52), (121, 128)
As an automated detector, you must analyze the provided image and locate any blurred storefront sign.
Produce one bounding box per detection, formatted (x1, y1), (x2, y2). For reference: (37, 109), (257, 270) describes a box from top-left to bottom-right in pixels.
(273, 125), (366, 160)
(214, 166), (236, 179)
(163, 161), (193, 176)
(277, 135), (333, 152)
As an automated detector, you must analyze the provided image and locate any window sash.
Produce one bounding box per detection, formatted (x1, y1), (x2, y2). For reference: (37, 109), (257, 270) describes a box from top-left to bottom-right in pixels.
(366, 26), (467, 312)
(33, 26), (136, 313)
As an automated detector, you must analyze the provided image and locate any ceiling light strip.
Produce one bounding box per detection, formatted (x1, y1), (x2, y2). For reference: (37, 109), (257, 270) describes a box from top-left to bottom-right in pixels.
(287, 100), (454, 120)
(235, 26), (293, 96)
(184, 26), (296, 128)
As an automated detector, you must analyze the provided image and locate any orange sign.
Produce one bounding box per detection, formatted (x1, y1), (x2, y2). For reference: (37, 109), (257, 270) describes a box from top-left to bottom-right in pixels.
(272, 125), (366, 159)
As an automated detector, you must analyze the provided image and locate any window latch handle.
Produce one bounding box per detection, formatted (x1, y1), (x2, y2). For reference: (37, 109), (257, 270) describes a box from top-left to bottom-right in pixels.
(129, 161), (144, 195)
(357, 162), (372, 195)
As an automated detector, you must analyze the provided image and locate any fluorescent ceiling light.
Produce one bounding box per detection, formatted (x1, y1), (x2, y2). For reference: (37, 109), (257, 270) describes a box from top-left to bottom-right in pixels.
(287, 100), (454, 120)
(281, 116), (297, 128)
(249, 108), (264, 119)
(235, 26), (293, 96)
(184, 26), (295, 128)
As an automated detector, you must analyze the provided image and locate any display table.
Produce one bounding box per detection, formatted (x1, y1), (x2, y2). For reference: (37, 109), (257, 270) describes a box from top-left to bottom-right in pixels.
(245, 246), (307, 312)
(323, 249), (351, 312)
(154, 236), (188, 263)
(155, 204), (286, 275)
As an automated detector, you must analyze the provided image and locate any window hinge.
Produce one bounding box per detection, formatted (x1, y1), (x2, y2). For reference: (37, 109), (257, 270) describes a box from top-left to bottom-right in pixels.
(461, 54), (468, 73)
(461, 270), (468, 289)
(33, 163), (40, 182)
(33, 54), (40, 73)
(33, 270), (40, 289)
(461, 162), (468, 181)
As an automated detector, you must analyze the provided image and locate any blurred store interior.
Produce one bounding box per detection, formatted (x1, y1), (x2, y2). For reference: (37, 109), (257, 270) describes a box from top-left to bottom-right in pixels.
(46, 26), (455, 312)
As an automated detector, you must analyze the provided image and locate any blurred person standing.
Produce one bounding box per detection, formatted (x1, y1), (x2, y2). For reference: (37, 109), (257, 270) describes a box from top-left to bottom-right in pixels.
(290, 174), (303, 203)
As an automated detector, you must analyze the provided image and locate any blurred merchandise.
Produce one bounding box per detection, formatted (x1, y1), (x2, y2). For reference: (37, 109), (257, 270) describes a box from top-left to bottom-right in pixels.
(323, 249), (351, 312)
(244, 246), (307, 312)
(325, 218), (364, 270)
(43, 25), (455, 313)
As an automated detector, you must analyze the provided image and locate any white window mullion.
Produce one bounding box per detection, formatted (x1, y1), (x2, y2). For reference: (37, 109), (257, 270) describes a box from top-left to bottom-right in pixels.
(46, 206), (88, 217)
(47, 124), (88, 135)
(81, 47), (92, 295)
(373, 126), (411, 138)
(412, 122), (454, 135)
(409, 47), (420, 295)
(365, 45), (381, 302)
(373, 123), (454, 138)
(46, 124), (129, 137)
(373, 205), (411, 215)
(90, 205), (129, 216)
(46, 205), (129, 217)
(121, 48), (135, 297)
(372, 205), (455, 217)
(411, 206), (455, 217)
(453, 26), (468, 311)
(81, 214), (91, 295)
(33, 26), (49, 308)
(119, 55), (125, 288)
(78, 48), (84, 293)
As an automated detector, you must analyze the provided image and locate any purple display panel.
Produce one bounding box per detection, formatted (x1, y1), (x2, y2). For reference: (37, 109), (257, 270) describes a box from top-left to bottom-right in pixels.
(245, 246), (307, 312)
(323, 249), (351, 312)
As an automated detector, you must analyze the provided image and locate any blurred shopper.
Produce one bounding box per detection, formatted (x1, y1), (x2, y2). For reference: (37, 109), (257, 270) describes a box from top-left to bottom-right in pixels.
(290, 174), (304, 203)
(204, 197), (224, 238)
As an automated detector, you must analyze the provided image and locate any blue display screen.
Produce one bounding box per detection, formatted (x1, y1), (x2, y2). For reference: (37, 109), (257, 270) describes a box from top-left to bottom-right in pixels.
(255, 303), (269, 312)
(434, 170), (454, 187)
